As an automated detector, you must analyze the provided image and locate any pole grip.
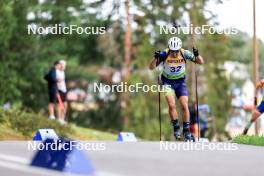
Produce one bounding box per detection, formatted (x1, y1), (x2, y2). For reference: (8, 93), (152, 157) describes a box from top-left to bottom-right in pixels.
(254, 96), (258, 106)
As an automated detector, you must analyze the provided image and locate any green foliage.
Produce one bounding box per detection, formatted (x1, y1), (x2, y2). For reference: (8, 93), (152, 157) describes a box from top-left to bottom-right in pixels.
(228, 31), (264, 76)
(200, 33), (231, 133)
(0, 108), (117, 140)
(0, 108), (73, 138)
(233, 135), (264, 146)
(126, 76), (175, 140)
(70, 125), (116, 141)
(70, 101), (122, 132)
(0, 0), (19, 102)
(1, 0), (262, 141)
(0, 0), (107, 109)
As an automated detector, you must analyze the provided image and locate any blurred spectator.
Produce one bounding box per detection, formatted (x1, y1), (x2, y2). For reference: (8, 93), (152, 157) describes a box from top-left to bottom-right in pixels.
(190, 100), (212, 138)
(225, 88), (247, 137)
(56, 60), (68, 124)
(44, 61), (60, 120)
(189, 102), (199, 138)
(198, 103), (211, 138)
(2, 101), (11, 110)
(67, 88), (86, 102)
(228, 88), (246, 128)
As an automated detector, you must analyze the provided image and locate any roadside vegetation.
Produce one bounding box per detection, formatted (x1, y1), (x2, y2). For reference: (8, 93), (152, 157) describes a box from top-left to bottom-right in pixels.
(233, 135), (264, 146)
(0, 108), (116, 140)
(1, 0), (264, 140)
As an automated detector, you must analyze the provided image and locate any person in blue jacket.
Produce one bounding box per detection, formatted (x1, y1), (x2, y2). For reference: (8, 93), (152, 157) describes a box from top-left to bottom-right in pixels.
(44, 61), (61, 120)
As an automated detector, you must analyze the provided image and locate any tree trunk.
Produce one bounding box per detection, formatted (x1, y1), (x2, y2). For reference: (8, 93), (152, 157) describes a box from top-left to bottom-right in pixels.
(121, 0), (132, 128)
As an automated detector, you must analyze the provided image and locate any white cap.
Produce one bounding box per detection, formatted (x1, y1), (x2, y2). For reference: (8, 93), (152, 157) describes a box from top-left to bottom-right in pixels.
(168, 37), (182, 51)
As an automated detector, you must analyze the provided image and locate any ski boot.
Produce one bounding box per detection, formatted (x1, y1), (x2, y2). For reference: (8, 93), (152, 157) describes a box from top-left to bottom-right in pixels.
(171, 120), (181, 141)
(183, 130), (195, 142)
(174, 128), (182, 141)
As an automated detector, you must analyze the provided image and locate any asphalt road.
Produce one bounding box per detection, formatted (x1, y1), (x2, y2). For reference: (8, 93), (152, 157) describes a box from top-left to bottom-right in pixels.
(0, 141), (263, 176)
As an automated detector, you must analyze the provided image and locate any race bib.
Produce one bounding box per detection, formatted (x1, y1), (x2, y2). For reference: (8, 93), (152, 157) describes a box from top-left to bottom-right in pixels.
(162, 55), (186, 79)
(163, 64), (185, 75)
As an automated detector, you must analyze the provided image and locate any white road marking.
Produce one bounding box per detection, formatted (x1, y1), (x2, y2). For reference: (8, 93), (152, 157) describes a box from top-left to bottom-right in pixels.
(0, 160), (62, 176)
(0, 154), (29, 164)
(97, 171), (126, 176)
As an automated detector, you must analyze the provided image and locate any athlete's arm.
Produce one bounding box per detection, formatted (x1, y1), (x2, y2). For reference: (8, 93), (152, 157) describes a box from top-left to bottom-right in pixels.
(195, 55), (204, 65)
(193, 48), (204, 65)
(256, 79), (264, 89)
(149, 51), (162, 70)
(255, 79), (264, 98)
(149, 57), (158, 70)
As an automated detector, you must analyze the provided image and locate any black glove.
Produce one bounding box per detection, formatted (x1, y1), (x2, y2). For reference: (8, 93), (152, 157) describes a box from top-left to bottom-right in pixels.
(193, 47), (199, 57)
(154, 51), (160, 59)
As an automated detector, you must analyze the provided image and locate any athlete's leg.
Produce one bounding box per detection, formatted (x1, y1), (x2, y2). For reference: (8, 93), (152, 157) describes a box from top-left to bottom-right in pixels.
(179, 96), (194, 141)
(251, 100), (264, 125)
(174, 78), (189, 122)
(179, 96), (190, 123)
(165, 89), (181, 140)
(162, 76), (181, 139)
(165, 95), (178, 121)
(243, 100), (264, 134)
(255, 99), (264, 121)
(252, 110), (262, 122)
(165, 93), (181, 139)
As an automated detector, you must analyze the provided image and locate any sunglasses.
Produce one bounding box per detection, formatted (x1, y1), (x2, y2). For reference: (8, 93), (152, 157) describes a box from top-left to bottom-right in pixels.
(170, 50), (180, 53)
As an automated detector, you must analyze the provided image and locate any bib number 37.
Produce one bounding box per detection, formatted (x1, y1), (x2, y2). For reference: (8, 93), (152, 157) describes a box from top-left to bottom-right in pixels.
(170, 66), (182, 73)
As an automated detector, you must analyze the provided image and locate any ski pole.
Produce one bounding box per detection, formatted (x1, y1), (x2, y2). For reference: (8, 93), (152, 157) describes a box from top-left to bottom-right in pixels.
(158, 76), (162, 141)
(191, 27), (200, 141)
(195, 68), (200, 140)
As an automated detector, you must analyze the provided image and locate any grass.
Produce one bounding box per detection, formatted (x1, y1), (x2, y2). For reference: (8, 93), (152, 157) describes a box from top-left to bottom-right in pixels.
(0, 123), (117, 141)
(0, 108), (117, 141)
(70, 125), (117, 140)
(233, 135), (264, 146)
(0, 123), (25, 140)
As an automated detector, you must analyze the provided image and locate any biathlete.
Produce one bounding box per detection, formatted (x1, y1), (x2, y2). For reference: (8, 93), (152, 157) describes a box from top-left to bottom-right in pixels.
(243, 79), (264, 135)
(149, 37), (204, 141)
